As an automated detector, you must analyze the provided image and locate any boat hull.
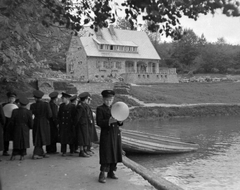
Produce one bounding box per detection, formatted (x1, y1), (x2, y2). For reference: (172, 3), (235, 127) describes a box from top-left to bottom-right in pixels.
(96, 127), (199, 154)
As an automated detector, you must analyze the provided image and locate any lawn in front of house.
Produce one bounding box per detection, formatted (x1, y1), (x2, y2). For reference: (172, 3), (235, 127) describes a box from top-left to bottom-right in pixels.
(129, 81), (240, 104)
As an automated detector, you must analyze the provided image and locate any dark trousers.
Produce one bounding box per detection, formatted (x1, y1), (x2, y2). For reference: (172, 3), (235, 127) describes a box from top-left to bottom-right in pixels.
(100, 163), (117, 172)
(46, 143), (57, 153)
(61, 144), (74, 153)
(12, 149), (26, 156)
(33, 146), (45, 156)
(3, 141), (9, 153)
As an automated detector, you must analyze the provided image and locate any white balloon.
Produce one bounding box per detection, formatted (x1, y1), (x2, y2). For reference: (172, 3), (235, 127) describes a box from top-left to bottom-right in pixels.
(111, 102), (129, 121)
(3, 104), (18, 118)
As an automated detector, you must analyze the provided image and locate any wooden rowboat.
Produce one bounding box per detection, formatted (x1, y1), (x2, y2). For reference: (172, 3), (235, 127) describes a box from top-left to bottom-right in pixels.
(96, 127), (199, 154)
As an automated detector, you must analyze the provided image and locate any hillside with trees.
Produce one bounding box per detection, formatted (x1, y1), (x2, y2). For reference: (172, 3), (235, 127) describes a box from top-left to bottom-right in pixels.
(0, 0), (240, 98)
(154, 29), (240, 75)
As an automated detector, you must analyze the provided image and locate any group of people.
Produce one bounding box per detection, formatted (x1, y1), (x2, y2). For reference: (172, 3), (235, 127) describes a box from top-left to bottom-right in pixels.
(0, 89), (124, 183)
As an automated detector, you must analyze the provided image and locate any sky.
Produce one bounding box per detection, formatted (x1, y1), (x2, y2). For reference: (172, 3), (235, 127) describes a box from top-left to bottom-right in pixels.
(179, 12), (240, 45)
(111, 0), (240, 45)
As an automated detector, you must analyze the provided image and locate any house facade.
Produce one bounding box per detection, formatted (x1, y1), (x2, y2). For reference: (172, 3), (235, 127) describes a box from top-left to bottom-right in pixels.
(66, 26), (178, 84)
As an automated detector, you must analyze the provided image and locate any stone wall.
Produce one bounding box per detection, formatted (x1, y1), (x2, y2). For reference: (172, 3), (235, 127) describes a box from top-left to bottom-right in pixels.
(122, 73), (179, 84)
(71, 82), (114, 95)
(66, 37), (88, 81)
(87, 57), (125, 82)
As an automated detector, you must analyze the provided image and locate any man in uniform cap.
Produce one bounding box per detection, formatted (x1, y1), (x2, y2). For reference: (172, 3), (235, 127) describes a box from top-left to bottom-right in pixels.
(10, 96), (33, 160)
(46, 92), (59, 154)
(96, 89), (123, 183)
(2, 91), (17, 156)
(30, 90), (52, 159)
(58, 92), (76, 156)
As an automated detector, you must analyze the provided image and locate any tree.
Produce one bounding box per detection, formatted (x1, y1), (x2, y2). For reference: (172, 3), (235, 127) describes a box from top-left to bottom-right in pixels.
(171, 29), (200, 70)
(36, 0), (240, 38)
(115, 17), (136, 30)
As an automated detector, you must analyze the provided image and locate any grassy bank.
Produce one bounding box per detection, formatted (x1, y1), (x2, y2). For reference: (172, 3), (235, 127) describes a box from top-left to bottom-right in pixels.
(129, 81), (240, 104)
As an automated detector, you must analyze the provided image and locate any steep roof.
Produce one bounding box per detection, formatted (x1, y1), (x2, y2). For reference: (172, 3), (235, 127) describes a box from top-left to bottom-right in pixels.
(79, 27), (161, 60)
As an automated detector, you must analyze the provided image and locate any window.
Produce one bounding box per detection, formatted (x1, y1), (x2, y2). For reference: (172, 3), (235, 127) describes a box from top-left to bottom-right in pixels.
(110, 45), (113, 50)
(116, 62), (121, 69)
(103, 61), (108, 68)
(96, 61), (102, 68)
(133, 47), (137, 52)
(100, 44), (103, 49)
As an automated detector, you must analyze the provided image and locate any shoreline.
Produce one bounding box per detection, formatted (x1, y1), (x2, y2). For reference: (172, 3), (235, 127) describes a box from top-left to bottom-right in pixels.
(128, 104), (240, 120)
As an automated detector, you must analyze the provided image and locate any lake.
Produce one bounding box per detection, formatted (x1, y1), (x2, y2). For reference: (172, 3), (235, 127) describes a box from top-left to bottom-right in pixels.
(124, 115), (240, 190)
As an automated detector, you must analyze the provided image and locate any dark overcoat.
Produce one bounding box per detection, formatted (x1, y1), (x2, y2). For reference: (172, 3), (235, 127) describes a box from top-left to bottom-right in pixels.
(2, 102), (18, 141)
(49, 100), (59, 143)
(0, 105), (6, 151)
(86, 105), (98, 143)
(11, 107), (33, 149)
(96, 104), (123, 165)
(58, 103), (75, 144)
(74, 103), (90, 146)
(30, 100), (52, 146)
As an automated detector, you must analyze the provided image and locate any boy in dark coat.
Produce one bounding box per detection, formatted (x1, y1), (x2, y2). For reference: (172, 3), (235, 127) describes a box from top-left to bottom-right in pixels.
(74, 92), (92, 157)
(70, 95), (79, 153)
(0, 105), (6, 161)
(96, 90), (123, 183)
(30, 90), (52, 159)
(10, 97), (33, 160)
(85, 93), (98, 153)
(2, 91), (17, 156)
(58, 92), (76, 156)
(46, 91), (59, 154)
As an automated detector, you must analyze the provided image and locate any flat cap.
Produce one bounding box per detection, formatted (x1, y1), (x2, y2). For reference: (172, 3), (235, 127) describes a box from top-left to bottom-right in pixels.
(49, 91), (59, 99)
(6, 91), (17, 98)
(101, 90), (115, 98)
(33, 90), (44, 98)
(19, 97), (29, 105)
(70, 94), (77, 102)
(61, 92), (71, 98)
(78, 92), (91, 99)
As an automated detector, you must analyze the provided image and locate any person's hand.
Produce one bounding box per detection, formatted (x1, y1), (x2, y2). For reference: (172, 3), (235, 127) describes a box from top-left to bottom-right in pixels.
(109, 116), (117, 125)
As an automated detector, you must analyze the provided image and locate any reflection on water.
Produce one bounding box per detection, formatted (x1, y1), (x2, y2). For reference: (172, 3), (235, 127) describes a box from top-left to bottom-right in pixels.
(124, 116), (240, 190)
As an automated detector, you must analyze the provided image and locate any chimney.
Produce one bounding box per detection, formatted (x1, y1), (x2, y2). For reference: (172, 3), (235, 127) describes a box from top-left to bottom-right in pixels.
(109, 25), (117, 40)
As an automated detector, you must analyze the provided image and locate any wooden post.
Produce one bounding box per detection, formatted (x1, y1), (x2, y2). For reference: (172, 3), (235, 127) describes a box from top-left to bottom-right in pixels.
(122, 156), (184, 190)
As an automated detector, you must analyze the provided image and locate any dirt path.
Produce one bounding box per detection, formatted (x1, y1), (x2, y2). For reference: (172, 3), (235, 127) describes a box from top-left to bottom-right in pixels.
(123, 95), (240, 108)
(0, 143), (154, 190)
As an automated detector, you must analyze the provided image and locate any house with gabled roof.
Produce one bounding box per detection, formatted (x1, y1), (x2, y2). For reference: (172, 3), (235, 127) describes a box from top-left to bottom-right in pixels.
(66, 26), (178, 84)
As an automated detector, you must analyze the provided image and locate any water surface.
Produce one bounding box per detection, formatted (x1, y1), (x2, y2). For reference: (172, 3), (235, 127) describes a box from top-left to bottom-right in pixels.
(124, 116), (240, 190)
